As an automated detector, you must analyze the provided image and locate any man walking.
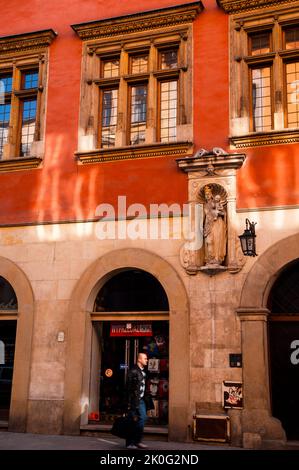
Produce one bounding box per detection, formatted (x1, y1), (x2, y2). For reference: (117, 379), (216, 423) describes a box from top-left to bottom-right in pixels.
(126, 352), (150, 449)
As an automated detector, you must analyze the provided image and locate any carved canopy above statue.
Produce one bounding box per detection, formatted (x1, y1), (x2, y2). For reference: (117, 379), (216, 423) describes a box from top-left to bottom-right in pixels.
(217, 0), (298, 14)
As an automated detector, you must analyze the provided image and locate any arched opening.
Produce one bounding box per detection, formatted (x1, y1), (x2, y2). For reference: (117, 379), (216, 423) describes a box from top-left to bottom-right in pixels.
(90, 268), (169, 426)
(0, 276), (18, 421)
(94, 269), (169, 312)
(268, 259), (299, 440)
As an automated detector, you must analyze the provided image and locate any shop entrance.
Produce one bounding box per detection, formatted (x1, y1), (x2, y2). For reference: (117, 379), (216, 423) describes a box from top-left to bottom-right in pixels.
(268, 260), (299, 440)
(0, 320), (17, 421)
(98, 320), (169, 425)
(0, 276), (18, 422)
(90, 269), (169, 426)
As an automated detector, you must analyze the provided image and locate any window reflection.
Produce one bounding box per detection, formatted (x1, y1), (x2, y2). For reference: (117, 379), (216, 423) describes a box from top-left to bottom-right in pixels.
(252, 67), (272, 132)
(250, 32), (270, 55)
(0, 103), (11, 159)
(0, 73), (12, 159)
(285, 26), (299, 50)
(160, 50), (178, 69)
(20, 99), (37, 156)
(286, 62), (299, 128)
(160, 81), (177, 142)
(0, 74), (12, 93)
(102, 59), (120, 78)
(101, 89), (118, 148)
(131, 55), (148, 74)
(130, 85), (147, 145)
(22, 70), (38, 89)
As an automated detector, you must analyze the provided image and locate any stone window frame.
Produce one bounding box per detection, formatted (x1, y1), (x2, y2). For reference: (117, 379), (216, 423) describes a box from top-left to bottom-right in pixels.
(219, 0), (299, 148)
(72, 2), (203, 164)
(0, 29), (56, 172)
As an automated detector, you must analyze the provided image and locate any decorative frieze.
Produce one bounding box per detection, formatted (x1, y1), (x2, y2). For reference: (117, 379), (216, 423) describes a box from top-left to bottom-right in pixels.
(71, 2), (203, 40)
(0, 157), (42, 173)
(217, 0), (298, 14)
(230, 129), (299, 148)
(76, 142), (193, 164)
(0, 29), (57, 55)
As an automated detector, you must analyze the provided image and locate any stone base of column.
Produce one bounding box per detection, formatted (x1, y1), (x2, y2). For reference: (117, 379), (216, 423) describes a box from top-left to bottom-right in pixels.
(242, 409), (286, 449)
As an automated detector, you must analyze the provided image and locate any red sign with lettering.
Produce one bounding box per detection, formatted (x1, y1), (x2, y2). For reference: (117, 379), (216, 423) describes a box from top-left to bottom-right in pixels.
(110, 322), (152, 337)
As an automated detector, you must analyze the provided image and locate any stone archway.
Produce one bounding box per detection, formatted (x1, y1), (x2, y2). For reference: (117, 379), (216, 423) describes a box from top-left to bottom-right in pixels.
(0, 256), (34, 432)
(237, 233), (299, 448)
(63, 248), (189, 441)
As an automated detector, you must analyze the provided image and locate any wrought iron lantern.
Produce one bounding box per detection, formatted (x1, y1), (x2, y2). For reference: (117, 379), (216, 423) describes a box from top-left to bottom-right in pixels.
(239, 219), (257, 257)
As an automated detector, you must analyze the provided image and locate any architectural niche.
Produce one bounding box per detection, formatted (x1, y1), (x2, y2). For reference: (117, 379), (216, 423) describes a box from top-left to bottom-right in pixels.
(217, 0), (298, 14)
(177, 148), (246, 275)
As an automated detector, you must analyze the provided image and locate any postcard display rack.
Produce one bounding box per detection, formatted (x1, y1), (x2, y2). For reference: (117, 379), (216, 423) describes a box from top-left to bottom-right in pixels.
(145, 334), (169, 424)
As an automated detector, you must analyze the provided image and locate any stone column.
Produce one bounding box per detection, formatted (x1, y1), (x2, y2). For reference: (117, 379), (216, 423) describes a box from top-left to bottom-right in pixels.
(237, 307), (286, 449)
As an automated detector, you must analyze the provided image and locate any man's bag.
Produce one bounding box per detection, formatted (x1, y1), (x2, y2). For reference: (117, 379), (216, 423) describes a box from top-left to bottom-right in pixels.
(111, 415), (135, 439)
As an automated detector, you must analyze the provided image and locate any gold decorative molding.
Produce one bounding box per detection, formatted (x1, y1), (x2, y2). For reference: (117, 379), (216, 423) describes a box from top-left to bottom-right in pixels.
(0, 157), (42, 172)
(217, 0), (298, 14)
(230, 129), (299, 148)
(71, 2), (203, 40)
(0, 29), (57, 55)
(76, 142), (194, 164)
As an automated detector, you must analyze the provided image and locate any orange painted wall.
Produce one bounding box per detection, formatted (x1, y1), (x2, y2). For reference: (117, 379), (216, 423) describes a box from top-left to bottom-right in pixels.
(0, 0), (296, 226)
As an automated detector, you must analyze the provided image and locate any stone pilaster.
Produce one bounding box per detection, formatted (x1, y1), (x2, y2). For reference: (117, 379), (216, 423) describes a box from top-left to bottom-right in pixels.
(237, 307), (286, 449)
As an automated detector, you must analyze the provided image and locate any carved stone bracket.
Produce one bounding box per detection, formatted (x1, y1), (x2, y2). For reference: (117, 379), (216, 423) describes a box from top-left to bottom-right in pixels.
(177, 149), (246, 276)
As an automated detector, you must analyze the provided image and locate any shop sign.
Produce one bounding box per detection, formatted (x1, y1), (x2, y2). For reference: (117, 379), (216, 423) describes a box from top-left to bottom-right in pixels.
(110, 322), (152, 337)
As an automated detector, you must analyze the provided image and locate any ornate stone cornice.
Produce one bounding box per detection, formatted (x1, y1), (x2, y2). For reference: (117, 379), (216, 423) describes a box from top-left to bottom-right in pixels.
(76, 142), (193, 164)
(217, 0), (298, 14)
(176, 149), (246, 173)
(71, 2), (203, 41)
(0, 29), (57, 55)
(230, 129), (299, 148)
(0, 157), (42, 172)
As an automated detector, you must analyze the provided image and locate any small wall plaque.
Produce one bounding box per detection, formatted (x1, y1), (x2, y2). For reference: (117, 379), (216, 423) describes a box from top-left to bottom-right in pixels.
(229, 353), (242, 367)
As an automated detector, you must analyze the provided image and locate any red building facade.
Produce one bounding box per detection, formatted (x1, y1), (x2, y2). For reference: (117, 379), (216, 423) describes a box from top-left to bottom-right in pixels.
(0, 0), (299, 448)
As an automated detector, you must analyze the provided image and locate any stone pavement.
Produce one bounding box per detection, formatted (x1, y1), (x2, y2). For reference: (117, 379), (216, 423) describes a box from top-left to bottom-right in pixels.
(0, 430), (239, 450)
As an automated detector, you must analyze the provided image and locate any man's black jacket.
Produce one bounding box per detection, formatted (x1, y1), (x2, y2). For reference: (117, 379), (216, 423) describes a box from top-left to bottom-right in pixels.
(127, 365), (154, 412)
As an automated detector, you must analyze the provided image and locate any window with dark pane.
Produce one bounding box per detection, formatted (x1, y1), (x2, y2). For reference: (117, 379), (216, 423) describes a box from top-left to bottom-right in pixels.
(20, 99), (37, 156)
(22, 69), (38, 89)
(267, 260), (299, 314)
(131, 55), (148, 74)
(102, 59), (119, 78)
(285, 26), (299, 50)
(101, 88), (118, 148)
(250, 32), (270, 55)
(0, 73), (12, 159)
(251, 67), (272, 132)
(160, 50), (178, 69)
(160, 81), (177, 142)
(130, 85), (147, 145)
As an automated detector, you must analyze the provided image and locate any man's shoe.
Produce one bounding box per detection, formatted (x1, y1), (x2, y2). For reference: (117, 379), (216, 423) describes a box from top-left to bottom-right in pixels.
(126, 444), (138, 449)
(136, 442), (148, 449)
